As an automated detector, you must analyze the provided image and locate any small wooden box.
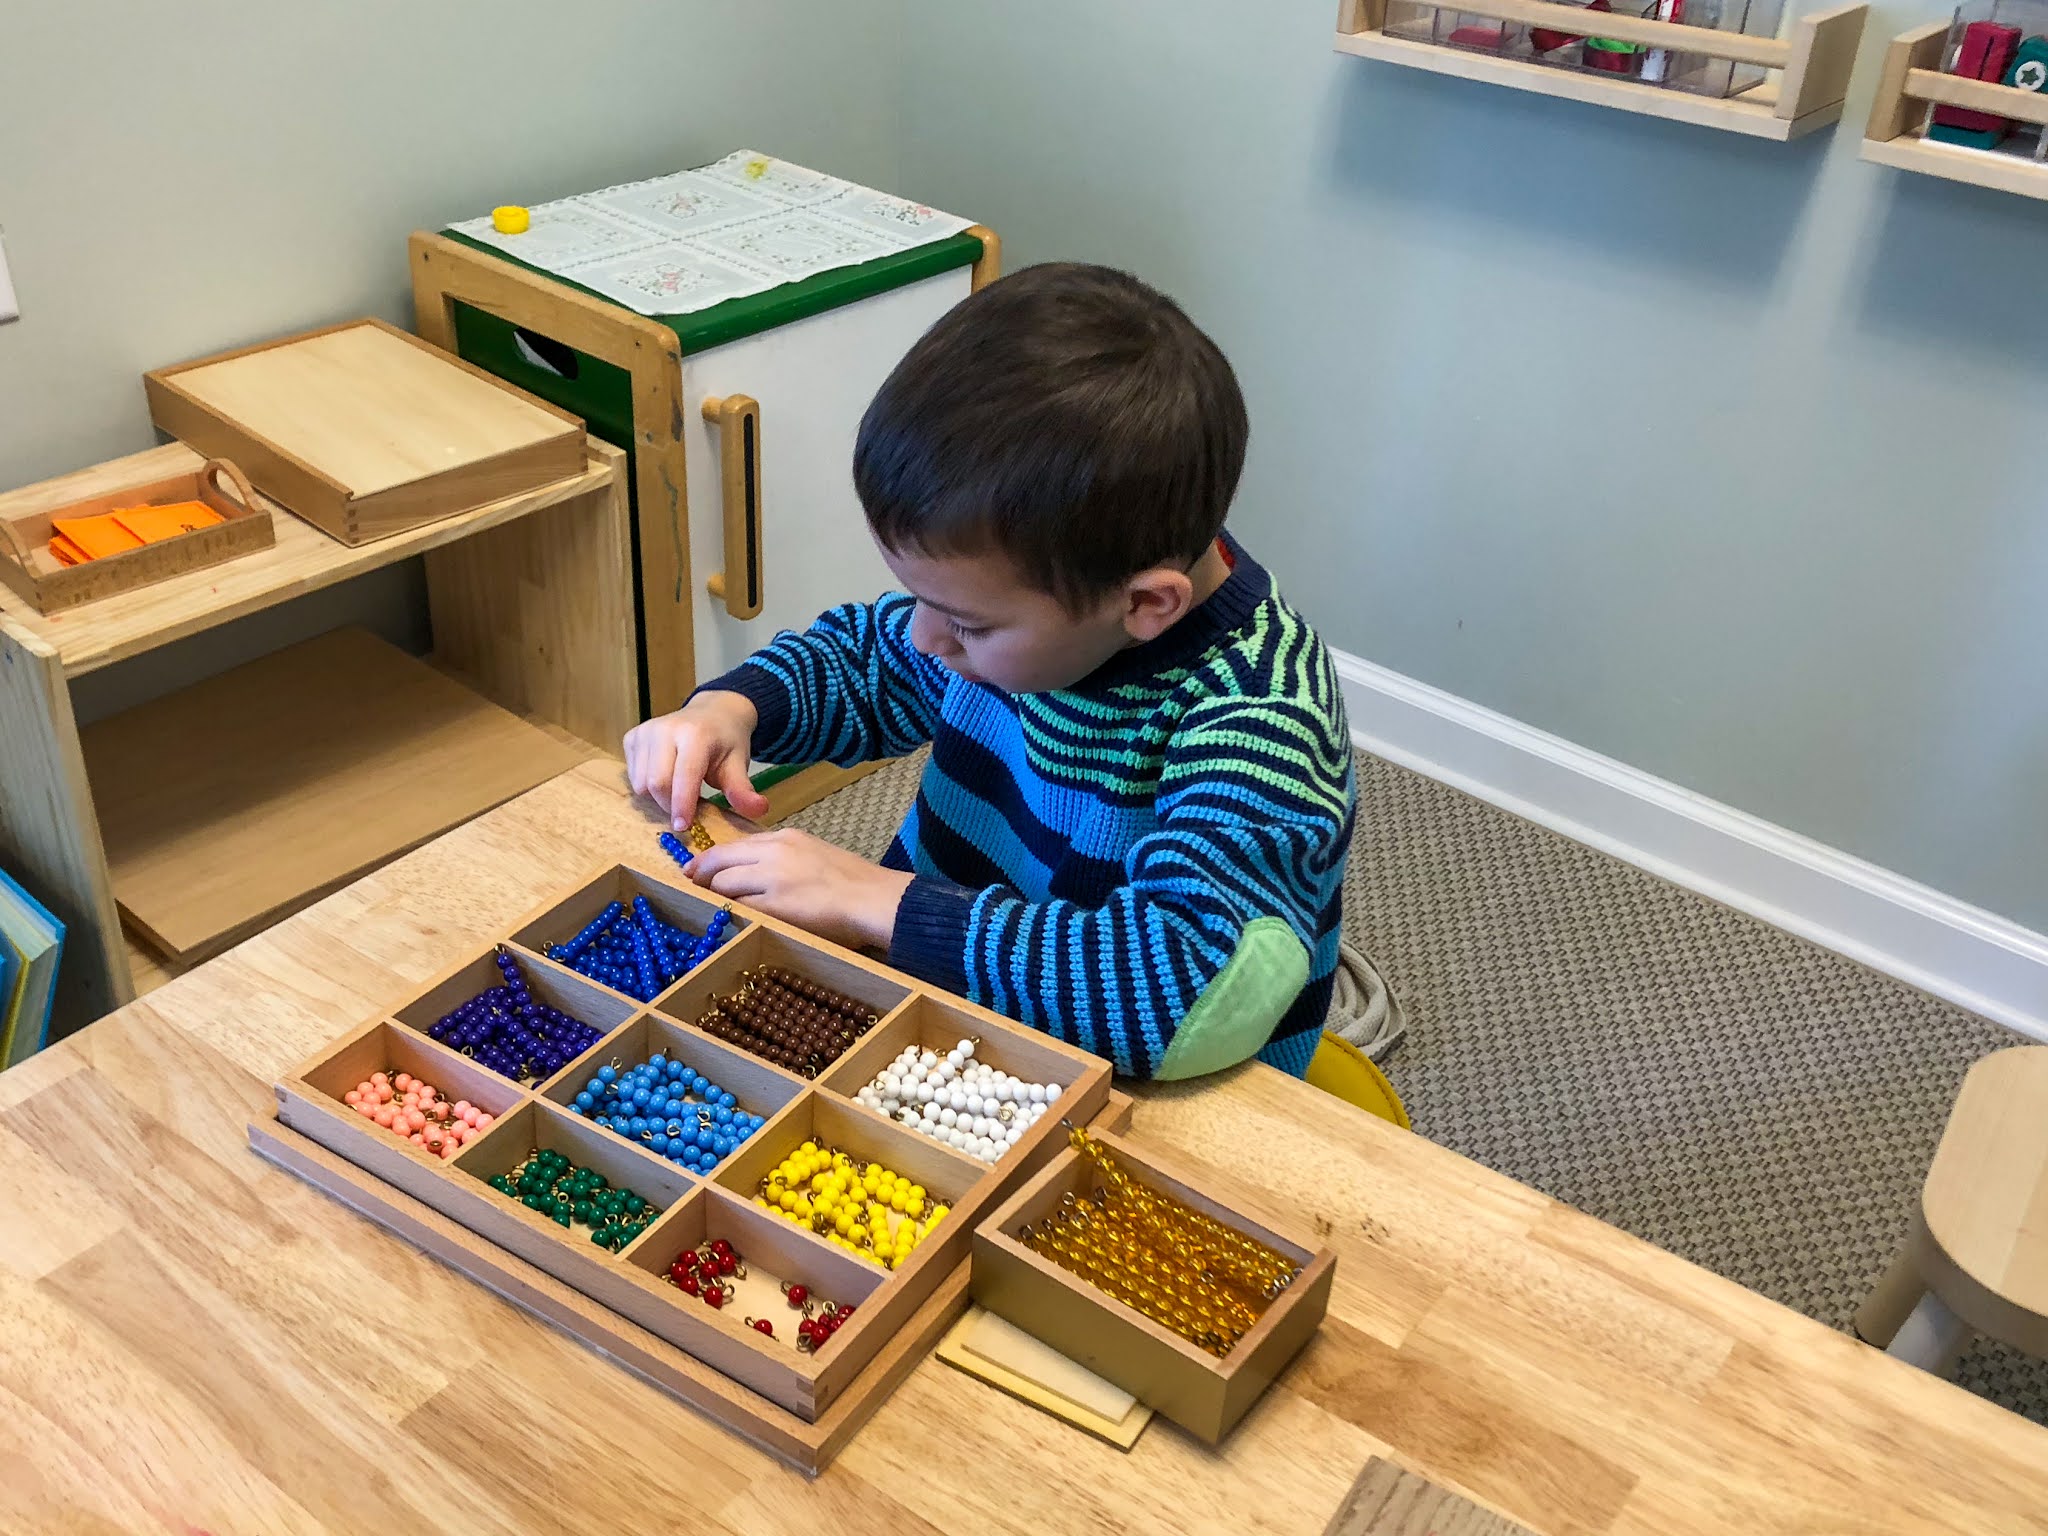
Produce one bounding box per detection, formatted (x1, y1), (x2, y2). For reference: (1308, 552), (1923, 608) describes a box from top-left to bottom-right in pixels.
(145, 318), (587, 546)
(0, 457), (273, 615)
(970, 1129), (1336, 1444)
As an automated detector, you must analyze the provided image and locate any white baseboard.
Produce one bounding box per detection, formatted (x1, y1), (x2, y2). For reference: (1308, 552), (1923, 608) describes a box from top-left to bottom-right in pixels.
(1332, 649), (2048, 1044)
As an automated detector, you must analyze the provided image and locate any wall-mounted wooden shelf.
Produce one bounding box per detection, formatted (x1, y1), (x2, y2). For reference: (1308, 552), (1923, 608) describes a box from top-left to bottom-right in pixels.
(1335, 0), (1868, 140)
(1862, 20), (2048, 199)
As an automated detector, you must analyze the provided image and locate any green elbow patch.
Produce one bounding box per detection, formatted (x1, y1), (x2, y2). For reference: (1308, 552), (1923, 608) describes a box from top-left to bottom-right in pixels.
(1154, 918), (1310, 1081)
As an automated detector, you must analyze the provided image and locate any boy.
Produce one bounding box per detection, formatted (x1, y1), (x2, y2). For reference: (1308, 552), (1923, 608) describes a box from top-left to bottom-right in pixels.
(625, 263), (1355, 1080)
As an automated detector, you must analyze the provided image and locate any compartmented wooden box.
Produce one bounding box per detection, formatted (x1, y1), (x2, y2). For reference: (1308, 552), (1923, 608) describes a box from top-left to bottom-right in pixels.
(971, 1129), (1337, 1443)
(254, 861), (1113, 1467)
(0, 455), (274, 615)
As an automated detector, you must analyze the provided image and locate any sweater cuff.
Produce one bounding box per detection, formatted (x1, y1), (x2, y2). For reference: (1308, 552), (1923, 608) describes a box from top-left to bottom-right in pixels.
(888, 877), (976, 997)
(693, 663), (792, 754)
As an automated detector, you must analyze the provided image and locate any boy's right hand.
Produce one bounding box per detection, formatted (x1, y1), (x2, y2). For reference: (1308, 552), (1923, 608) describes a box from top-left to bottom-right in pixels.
(623, 691), (771, 830)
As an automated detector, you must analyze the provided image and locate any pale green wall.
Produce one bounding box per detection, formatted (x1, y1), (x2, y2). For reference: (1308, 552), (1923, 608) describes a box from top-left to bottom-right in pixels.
(0, 0), (901, 487)
(0, 0), (904, 720)
(9, 1), (2046, 933)
(899, 0), (2048, 932)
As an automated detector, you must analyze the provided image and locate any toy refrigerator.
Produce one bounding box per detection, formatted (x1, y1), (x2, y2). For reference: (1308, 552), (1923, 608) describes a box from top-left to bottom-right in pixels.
(412, 154), (994, 731)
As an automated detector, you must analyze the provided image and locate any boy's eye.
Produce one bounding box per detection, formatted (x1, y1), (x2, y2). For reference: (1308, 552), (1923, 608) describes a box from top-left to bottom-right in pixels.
(946, 617), (989, 640)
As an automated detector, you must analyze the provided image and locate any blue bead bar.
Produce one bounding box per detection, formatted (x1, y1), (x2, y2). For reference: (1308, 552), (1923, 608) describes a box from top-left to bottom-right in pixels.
(567, 1050), (767, 1174)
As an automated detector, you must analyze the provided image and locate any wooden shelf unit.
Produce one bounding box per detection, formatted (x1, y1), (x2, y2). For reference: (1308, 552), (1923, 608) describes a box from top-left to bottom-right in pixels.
(0, 444), (634, 1035)
(1862, 20), (2048, 199)
(79, 628), (584, 968)
(1334, 0), (1868, 140)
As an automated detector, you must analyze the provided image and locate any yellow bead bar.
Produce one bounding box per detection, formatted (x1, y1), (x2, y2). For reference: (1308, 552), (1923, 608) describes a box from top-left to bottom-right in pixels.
(756, 1139), (942, 1269)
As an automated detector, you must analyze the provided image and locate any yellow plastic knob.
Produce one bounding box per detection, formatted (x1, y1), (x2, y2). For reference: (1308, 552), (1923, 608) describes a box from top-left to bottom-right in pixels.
(491, 205), (530, 235)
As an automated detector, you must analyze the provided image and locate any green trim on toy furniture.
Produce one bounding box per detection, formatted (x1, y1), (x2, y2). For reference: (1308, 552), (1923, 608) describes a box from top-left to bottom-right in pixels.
(1154, 918), (1311, 1081)
(439, 229), (984, 356)
(701, 762), (811, 809)
(451, 304), (638, 448)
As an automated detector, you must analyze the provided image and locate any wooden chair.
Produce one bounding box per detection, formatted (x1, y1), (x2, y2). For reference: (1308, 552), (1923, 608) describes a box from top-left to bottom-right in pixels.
(1854, 1046), (2048, 1374)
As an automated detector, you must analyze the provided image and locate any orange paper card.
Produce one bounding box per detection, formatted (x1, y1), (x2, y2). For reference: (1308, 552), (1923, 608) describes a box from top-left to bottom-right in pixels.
(114, 500), (224, 543)
(50, 513), (145, 560)
(47, 533), (91, 566)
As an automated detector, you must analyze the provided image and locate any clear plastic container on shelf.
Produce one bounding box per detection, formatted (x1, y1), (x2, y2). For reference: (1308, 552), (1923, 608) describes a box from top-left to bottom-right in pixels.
(1381, 3), (1528, 54)
(1629, 0), (1787, 98)
(1925, 0), (2048, 159)
(1382, 0), (1786, 97)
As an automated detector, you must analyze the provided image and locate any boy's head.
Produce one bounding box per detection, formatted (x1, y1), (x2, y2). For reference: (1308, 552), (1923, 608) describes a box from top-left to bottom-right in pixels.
(854, 262), (1247, 694)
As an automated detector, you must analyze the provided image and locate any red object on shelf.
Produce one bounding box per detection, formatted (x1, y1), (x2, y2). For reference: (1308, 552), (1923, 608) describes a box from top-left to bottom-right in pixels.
(1448, 22), (1508, 47)
(1934, 21), (2022, 133)
(1531, 0), (1609, 53)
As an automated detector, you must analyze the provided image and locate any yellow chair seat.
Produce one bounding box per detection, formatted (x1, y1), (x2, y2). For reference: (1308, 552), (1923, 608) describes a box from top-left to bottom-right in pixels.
(1306, 1033), (1410, 1129)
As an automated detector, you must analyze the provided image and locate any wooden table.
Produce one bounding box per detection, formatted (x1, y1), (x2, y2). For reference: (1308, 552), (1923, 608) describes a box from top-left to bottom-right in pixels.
(0, 443), (633, 1032)
(4, 761), (2046, 1535)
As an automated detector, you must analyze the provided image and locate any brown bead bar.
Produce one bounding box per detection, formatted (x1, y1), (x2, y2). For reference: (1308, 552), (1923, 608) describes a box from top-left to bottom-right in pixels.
(690, 970), (879, 1077)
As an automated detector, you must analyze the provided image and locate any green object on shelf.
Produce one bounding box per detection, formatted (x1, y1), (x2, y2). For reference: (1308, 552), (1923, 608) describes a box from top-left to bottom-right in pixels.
(1586, 36), (1640, 52)
(2005, 35), (2048, 92)
(1928, 123), (2007, 149)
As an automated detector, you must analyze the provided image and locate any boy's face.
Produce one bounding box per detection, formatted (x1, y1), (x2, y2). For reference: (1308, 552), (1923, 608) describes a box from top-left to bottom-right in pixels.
(879, 543), (1194, 695)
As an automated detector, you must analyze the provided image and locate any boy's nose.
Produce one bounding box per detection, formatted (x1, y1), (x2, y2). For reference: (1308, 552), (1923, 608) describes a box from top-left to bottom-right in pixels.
(910, 605), (957, 659)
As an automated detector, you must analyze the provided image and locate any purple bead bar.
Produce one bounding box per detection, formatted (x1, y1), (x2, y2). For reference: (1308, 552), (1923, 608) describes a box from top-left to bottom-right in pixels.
(425, 946), (605, 1083)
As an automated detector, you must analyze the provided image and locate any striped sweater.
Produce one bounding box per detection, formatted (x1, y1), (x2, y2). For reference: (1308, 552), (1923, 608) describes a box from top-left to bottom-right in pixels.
(705, 536), (1355, 1080)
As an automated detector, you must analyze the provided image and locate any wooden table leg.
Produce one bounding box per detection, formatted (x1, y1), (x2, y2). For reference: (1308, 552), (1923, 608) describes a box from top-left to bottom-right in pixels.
(1854, 1238), (1930, 1348)
(0, 614), (132, 1037)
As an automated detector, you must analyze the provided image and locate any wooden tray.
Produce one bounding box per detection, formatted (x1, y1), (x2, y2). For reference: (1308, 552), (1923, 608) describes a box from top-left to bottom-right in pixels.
(971, 1128), (1336, 1444)
(259, 868), (1117, 1466)
(144, 318), (587, 546)
(0, 456), (273, 615)
(80, 626), (584, 964)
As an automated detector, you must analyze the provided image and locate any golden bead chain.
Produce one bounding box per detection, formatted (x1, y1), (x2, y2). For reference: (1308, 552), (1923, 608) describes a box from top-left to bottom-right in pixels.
(1019, 1125), (1300, 1357)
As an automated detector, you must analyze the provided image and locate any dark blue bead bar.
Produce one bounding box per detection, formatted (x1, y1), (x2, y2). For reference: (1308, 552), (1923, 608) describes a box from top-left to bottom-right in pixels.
(546, 897), (734, 1003)
(426, 947), (606, 1084)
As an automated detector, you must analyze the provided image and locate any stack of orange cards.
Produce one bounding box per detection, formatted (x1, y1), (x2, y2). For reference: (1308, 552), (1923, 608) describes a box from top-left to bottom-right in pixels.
(48, 500), (224, 566)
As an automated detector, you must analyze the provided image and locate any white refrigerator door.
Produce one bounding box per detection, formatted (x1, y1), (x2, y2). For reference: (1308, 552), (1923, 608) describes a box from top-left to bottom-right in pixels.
(680, 267), (972, 687)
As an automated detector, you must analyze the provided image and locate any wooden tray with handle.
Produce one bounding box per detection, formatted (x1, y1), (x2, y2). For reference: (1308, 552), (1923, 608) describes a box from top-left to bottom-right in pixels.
(0, 456), (274, 615)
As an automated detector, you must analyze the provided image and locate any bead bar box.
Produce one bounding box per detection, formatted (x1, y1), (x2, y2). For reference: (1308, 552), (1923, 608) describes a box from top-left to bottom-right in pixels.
(971, 1129), (1337, 1445)
(251, 860), (1114, 1472)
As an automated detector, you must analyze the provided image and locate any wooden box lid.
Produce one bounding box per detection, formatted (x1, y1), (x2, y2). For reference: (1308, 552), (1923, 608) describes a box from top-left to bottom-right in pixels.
(144, 319), (587, 547)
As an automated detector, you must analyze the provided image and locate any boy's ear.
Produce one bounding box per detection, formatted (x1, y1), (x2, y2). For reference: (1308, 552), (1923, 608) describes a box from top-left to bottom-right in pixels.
(1121, 566), (1196, 642)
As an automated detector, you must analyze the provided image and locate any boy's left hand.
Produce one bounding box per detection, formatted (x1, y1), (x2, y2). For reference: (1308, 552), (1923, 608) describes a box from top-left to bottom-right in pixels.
(680, 829), (913, 951)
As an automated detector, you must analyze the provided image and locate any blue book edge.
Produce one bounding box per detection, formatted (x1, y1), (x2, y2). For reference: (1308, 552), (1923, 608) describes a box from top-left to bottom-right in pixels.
(0, 868), (65, 1061)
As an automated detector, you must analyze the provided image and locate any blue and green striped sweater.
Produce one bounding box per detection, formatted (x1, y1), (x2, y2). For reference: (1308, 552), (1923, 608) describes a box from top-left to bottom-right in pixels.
(705, 537), (1355, 1080)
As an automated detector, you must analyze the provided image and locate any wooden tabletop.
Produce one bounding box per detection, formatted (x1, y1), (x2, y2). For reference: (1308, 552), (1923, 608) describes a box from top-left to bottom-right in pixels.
(4, 761), (2045, 1535)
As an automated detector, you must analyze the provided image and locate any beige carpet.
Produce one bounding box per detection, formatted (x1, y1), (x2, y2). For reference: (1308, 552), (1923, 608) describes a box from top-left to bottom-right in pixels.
(787, 747), (2047, 1424)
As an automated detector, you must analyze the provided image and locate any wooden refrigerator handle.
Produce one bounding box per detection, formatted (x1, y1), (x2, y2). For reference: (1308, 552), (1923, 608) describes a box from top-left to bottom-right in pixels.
(700, 393), (764, 621)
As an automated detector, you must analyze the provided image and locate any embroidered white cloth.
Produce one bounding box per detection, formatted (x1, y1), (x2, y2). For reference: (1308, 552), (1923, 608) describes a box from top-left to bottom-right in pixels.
(450, 151), (973, 318)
